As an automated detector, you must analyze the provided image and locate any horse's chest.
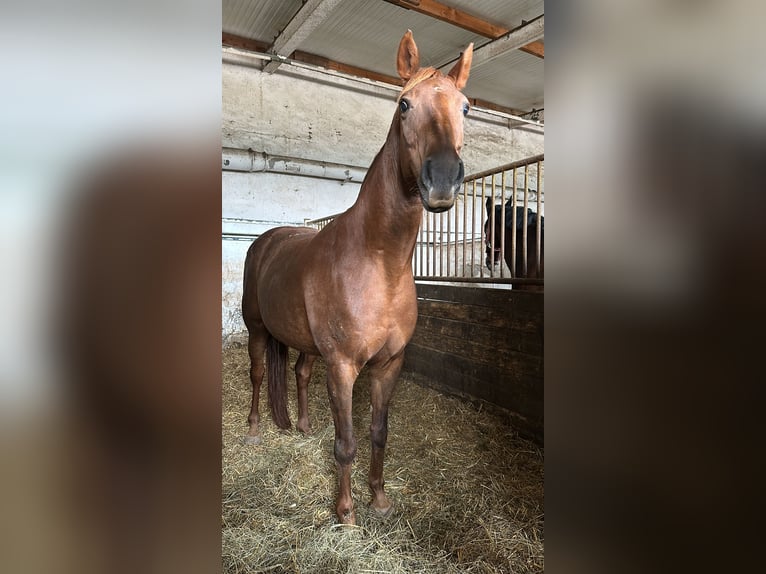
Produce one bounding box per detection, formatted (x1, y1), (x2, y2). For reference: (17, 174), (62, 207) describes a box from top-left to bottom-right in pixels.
(306, 271), (416, 360)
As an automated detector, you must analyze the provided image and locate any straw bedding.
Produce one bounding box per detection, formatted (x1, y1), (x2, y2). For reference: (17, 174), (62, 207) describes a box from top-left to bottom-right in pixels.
(222, 344), (543, 573)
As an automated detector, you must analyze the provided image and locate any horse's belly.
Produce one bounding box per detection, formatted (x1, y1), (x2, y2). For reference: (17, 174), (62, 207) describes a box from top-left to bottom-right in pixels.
(247, 227), (320, 354)
(259, 298), (318, 354)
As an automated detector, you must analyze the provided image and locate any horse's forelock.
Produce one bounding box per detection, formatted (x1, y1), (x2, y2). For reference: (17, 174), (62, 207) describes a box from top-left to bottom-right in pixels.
(397, 67), (440, 102)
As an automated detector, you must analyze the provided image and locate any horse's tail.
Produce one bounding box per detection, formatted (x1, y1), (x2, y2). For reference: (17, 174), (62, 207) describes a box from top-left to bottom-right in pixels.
(267, 335), (291, 430)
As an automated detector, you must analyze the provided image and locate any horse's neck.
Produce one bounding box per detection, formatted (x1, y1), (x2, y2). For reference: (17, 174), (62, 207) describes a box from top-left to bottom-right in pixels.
(344, 120), (423, 264)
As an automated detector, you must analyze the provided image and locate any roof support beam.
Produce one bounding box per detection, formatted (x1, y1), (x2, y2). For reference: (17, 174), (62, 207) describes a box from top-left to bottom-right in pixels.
(263, 0), (345, 73)
(382, 0), (507, 38)
(222, 32), (269, 54)
(470, 15), (544, 68)
(384, 0), (543, 58)
(291, 50), (401, 85)
(519, 40), (545, 59)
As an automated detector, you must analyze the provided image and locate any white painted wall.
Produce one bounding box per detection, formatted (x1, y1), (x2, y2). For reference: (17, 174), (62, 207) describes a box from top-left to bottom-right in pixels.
(221, 56), (543, 342)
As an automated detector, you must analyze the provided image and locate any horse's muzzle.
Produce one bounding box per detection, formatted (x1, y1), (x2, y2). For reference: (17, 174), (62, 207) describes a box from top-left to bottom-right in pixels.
(419, 153), (464, 213)
(485, 249), (502, 269)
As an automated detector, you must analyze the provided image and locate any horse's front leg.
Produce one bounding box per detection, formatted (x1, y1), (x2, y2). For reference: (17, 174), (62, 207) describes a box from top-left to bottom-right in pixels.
(326, 361), (359, 524)
(367, 352), (403, 518)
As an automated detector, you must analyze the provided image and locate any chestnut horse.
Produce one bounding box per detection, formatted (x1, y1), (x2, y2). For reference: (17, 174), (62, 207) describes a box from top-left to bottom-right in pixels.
(241, 31), (473, 525)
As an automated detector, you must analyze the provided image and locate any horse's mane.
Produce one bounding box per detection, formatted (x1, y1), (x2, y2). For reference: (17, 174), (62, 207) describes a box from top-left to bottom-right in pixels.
(397, 67), (440, 102)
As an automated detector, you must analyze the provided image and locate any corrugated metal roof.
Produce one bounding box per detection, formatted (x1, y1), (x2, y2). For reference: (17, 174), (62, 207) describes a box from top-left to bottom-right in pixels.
(449, 0), (544, 30)
(222, 0), (544, 115)
(469, 50), (544, 110)
(222, 0), (304, 43)
(298, 0), (482, 75)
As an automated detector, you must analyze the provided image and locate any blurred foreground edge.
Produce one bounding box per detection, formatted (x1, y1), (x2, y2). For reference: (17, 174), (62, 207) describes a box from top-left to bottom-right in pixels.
(55, 140), (222, 574)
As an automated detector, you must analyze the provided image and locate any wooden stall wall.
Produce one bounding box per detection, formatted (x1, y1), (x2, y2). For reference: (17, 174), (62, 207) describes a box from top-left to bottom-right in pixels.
(403, 283), (543, 444)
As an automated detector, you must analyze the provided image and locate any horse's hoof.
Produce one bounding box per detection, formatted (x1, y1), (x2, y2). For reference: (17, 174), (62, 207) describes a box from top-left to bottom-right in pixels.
(243, 434), (262, 445)
(371, 502), (394, 520)
(338, 509), (356, 525)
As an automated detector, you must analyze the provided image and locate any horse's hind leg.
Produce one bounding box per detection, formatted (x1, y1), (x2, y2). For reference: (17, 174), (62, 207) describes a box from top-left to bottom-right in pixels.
(295, 352), (317, 434)
(244, 325), (268, 445)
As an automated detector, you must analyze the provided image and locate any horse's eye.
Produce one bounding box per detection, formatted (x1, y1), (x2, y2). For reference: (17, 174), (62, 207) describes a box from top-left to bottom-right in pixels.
(399, 99), (410, 114)
(462, 102), (470, 116)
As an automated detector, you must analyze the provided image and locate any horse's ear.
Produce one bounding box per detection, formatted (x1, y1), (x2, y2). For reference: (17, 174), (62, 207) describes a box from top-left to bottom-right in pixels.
(397, 30), (420, 81)
(447, 43), (473, 90)
(486, 197), (493, 214)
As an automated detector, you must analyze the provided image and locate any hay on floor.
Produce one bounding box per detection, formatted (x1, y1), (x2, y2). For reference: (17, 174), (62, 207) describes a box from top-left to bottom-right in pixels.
(222, 345), (543, 573)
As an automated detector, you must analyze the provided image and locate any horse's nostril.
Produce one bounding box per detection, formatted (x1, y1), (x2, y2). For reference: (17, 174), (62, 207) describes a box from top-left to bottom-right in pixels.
(421, 159), (433, 188)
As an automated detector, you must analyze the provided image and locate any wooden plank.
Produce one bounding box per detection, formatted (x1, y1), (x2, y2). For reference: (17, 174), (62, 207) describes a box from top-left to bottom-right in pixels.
(416, 313), (542, 356)
(403, 345), (543, 439)
(469, 97), (527, 117)
(408, 339), (540, 392)
(519, 40), (545, 58)
(403, 344), (541, 411)
(383, 0), (545, 62)
(410, 322), (542, 378)
(416, 283), (542, 310)
(404, 283), (543, 441)
(222, 32), (269, 53)
(291, 50), (402, 86)
(383, 0), (508, 39)
(417, 299), (542, 335)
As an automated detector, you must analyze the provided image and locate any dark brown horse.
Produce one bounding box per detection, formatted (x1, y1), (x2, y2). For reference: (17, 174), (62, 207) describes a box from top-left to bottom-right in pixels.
(241, 31), (473, 525)
(484, 198), (544, 290)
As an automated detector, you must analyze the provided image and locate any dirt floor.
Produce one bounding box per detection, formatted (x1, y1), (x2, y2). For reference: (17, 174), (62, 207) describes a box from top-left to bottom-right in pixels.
(222, 344), (544, 573)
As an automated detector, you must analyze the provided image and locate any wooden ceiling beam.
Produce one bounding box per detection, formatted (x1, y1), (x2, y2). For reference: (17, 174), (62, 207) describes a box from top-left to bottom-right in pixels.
(468, 97), (526, 118)
(382, 0), (507, 38)
(383, 0), (543, 58)
(222, 32), (269, 54)
(290, 50), (402, 86)
(519, 40), (545, 59)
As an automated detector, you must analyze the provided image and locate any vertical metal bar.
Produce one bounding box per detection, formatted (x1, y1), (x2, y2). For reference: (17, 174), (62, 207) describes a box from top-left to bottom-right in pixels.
(433, 211), (438, 277)
(510, 167), (517, 279)
(470, 180), (476, 277)
(425, 209), (431, 277)
(432, 211), (438, 276)
(536, 160), (542, 278)
(522, 163), (529, 277)
(447, 203), (452, 277)
(413, 218), (418, 276)
(454, 193), (459, 276)
(418, 213), (424, 276)
(462, 182), (468, 278)
(500, 170), (507, 279)
(480, 176), (486, 278)
(455, 193), (460, 276)
(489, 173), (496, 275)
(444, 209), (448, 276)
(438, 211), (443, 276)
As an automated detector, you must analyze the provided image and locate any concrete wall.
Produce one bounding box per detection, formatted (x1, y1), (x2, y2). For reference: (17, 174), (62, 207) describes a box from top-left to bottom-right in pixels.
(222, 56), (543, 342)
